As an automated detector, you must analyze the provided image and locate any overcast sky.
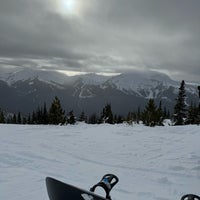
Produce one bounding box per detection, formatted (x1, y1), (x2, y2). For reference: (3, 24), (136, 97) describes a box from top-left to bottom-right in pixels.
(0, 0), (200, 82)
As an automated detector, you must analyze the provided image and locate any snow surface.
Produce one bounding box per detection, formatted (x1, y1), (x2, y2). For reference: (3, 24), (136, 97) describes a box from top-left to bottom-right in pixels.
(106, 72), (178, 93)
(0, 68), (71, 86)
(0, 124), (200, 200)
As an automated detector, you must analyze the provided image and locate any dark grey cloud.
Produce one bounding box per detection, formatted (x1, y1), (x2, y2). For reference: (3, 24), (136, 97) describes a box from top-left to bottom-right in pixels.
(0, 0), (200, 82)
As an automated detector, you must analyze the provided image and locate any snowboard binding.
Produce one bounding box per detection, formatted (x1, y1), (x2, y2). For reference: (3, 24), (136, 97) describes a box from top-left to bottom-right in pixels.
(181, 194), (200, 200)
(90, 174), (119, 200)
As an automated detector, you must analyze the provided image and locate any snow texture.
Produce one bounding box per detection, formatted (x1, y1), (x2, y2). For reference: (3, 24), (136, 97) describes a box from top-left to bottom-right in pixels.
(0, 124), (200, 200)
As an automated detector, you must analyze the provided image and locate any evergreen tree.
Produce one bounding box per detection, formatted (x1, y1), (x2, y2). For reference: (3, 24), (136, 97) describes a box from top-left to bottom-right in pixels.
(30, 103), (49, 124)
(22, 117), (27, 124)
(113, 114), (118, 124)
(12, 114), (17, 124)
(187, 102), (193, 124)
(186, 102), (199, 124)
(173, 80), (187, 125)
(36, 107), (42, 124)
(6, 115), (12, 124)
(79, 111), (87, 122)
(163, 107), (167, 119)
(49, 96), (66, 125)
(0, 109), (5, 123)
(136, 106), (141, 124)
(42, 103), (49, 124)
(88, 113), (98, 124)
(126, 112), (134, 125)
(198, 86), (200, 124)
(32, 111), (36, 124)
(157, 100), (164, 126)
(167, 110), (171, 119)
(17, 112), (22, 124)
(67, 110), (76, 124)
(27, 113), (31, 124)
(116, 115), (124, 124)
(142, 99), (159, 127)
(100, 103), (113, 124)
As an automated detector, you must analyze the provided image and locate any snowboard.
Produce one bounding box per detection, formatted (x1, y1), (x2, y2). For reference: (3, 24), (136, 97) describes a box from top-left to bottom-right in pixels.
(46, 177), (108, 200)
(46, 176), (200, 200)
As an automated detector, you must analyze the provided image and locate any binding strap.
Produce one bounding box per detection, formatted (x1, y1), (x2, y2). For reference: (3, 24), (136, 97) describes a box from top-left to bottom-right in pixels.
(90, 174), (119, 200)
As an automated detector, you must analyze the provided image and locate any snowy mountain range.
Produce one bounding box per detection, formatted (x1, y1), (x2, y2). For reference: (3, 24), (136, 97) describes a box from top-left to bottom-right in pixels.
(0, 68), (199, 116)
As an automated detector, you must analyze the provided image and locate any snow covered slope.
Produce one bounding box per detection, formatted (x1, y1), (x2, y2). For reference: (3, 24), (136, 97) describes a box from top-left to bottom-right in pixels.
(1, 68), (198, 96)
(104, 71), (181, 98)
(0, 68), (72, 86)
(0, 124), (200, 200)
(106, 71), (177, 91)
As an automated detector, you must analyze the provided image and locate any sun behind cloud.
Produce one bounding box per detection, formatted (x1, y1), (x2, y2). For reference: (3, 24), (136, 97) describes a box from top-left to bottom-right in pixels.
(61, 0), (76, 13)
(55, 0), (82, 17)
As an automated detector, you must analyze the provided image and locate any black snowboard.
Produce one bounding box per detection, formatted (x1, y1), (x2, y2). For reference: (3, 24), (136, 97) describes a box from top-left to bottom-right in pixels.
(46, 177), (108, 200)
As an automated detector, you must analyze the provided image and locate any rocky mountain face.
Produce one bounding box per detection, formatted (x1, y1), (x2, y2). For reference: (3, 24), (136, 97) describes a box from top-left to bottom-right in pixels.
(0, 68), (199, 116)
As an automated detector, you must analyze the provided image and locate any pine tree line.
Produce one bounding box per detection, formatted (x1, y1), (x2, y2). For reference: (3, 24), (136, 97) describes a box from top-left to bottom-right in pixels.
(173, 80), (200, 125)
(0, 82), (200, 126)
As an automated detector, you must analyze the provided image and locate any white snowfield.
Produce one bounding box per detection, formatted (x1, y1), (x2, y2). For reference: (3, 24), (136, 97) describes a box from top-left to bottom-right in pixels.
(0, 124), (200, 200)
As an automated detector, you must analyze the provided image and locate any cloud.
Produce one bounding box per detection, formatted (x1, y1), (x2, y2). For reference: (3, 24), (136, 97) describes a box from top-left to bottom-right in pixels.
(0, 0), (200, 82)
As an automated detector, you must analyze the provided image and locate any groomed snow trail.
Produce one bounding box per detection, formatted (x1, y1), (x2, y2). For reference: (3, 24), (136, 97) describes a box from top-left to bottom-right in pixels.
(0, 124), (200, 200)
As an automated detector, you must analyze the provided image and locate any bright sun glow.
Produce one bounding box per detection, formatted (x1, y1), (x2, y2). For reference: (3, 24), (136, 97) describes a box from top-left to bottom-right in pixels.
(62, 0), (76, 12)
(55, 0), (81, 16)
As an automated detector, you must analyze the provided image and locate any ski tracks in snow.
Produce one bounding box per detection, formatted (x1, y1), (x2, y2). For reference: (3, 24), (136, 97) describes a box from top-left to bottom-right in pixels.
(0, 124), (200, 200)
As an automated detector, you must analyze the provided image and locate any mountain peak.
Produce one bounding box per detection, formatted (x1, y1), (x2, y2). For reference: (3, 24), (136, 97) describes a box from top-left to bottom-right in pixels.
(0, 68), (71, 86)
(105, 71), (178, 94)
(0, 68), (199, 115)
